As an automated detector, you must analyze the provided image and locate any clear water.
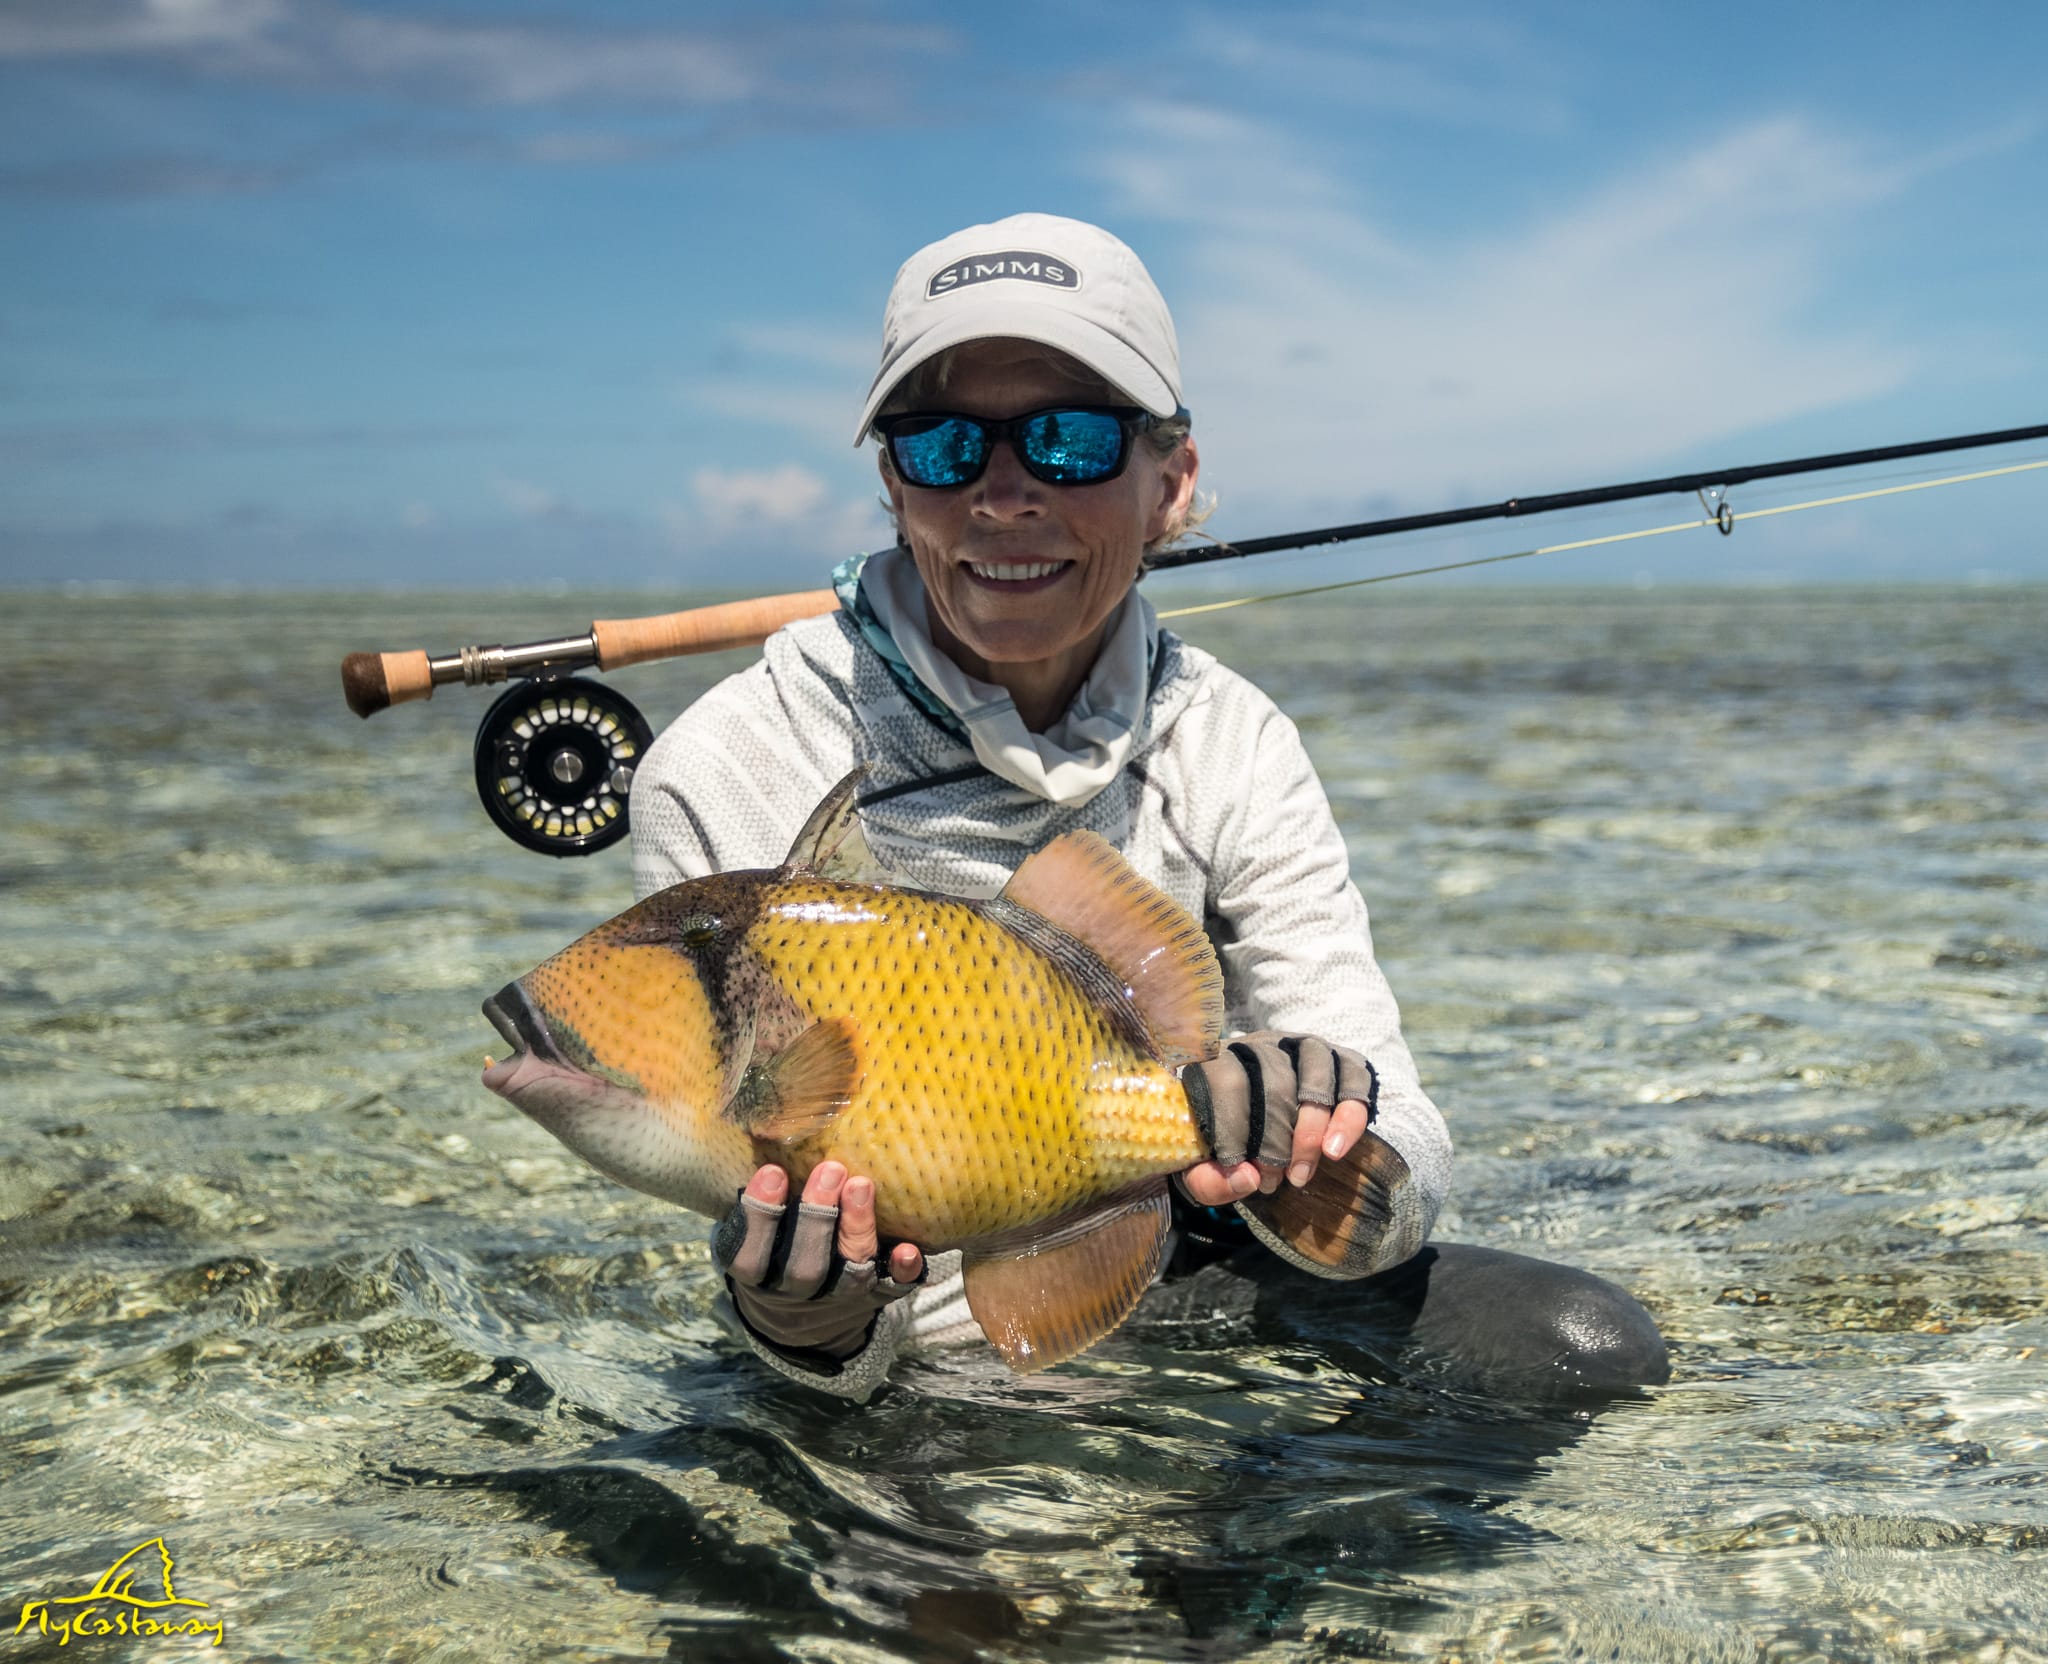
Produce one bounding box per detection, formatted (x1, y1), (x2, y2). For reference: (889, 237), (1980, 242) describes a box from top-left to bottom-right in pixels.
(2, 587), (2044, 1661)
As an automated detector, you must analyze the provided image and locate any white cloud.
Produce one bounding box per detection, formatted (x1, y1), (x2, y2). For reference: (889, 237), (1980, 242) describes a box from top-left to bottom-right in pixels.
(726, 323), (878, 378)
(1095, 106), (2003, 523)
(688, 381), (867, 452)
(0, 0), (948, 114)
(1179, 10), (1569, 134)
(676, 465), (887, 567)
(0, 0), (281, 57)
(681, 323), (878, 451)
(494, 474), (566, 520)
(691, 463), (830, 525)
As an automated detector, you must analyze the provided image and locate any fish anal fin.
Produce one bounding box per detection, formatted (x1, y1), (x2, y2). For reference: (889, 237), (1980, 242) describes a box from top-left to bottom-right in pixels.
(781, 766), (892, 883)
(1236, 1128), (1419, 1277)
(724, 1016), (863, 1143)
(997, 830), (1223, 1065)
(963, 1182), (1172, 1373)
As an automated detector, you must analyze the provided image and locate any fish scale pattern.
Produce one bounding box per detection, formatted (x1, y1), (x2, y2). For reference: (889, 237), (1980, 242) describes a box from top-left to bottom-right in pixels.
(744, 880), (1202, 1246)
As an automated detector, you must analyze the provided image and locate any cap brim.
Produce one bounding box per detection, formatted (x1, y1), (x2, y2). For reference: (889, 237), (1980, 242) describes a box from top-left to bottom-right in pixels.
(852, 297), (1179, 445)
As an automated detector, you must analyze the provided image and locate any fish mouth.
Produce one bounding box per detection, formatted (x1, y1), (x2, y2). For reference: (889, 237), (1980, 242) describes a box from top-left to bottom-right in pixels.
(481, 981), (573, 1096)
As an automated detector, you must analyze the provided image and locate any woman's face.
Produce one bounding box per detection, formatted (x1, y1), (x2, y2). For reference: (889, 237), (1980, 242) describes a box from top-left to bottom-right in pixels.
(880, 340), (1198, 672)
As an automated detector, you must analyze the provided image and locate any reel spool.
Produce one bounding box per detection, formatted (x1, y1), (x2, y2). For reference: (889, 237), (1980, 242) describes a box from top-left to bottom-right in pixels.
(471, 675), (654, 856)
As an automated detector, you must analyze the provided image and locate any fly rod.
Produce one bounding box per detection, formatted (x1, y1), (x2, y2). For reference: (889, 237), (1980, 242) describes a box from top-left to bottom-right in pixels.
(339, 417), (2047, 856)
(1144, 419), (2048, 567)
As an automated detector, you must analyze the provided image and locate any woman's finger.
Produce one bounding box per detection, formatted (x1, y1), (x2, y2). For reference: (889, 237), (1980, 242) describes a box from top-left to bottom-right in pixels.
(1324, 1098), (1370, 1161)
(802, 1160), (847, 1208)
(722, 1170), (790, 1287)
(1288, 1102), (1333, 1188)
(768, 1161), (844, 1299)
(888, 1242), (924, 1284)
(1180, 1159), (1262, 1207)
(838, 1174), (880, 1266)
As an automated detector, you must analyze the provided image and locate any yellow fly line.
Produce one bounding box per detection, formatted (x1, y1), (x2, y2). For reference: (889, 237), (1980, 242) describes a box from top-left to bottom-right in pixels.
(1156, 456), (2048, 622)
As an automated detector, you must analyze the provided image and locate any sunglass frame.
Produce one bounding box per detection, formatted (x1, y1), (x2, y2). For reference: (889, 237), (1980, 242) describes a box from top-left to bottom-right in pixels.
(874, 405), (1163, 489)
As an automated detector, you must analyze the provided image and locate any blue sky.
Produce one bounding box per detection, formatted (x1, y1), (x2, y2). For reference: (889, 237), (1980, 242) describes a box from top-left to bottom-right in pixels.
(3, 0), (2044, 590)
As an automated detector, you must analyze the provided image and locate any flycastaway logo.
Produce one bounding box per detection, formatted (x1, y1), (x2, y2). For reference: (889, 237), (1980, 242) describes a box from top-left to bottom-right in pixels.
(13, 1538), (225, 1648)
(926, 249), (1079, 298)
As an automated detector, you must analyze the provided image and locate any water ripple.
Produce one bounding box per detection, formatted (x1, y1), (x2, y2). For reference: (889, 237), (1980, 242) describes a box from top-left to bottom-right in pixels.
(2, 588), (2044, 1661)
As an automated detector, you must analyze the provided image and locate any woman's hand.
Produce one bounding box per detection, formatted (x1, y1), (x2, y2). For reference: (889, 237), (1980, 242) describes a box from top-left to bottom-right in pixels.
(711, 1160), (926, 1362)
(1177, 1032), (1378, 1206)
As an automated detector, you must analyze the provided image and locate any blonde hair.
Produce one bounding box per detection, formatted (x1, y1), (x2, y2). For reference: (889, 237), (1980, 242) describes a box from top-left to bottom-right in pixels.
(873, 346), (1215, 557)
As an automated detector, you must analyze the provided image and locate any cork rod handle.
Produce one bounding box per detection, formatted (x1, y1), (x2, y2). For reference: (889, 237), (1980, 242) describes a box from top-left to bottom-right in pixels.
(341, 649), (435, 718)
(341, 589), (841, 718)
(592, 590), (839, 669)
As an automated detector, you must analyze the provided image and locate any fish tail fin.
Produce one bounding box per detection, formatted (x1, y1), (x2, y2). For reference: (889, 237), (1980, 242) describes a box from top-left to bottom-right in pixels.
(1234, 1129), (1424, 1278)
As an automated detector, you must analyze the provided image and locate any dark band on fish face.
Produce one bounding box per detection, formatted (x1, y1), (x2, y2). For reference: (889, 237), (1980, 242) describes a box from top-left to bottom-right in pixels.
(611, 873), (769, 1067)
(983, 896), (1156, 1058)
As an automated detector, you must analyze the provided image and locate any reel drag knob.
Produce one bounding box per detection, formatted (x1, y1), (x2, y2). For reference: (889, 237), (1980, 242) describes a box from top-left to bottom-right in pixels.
(471, 675), (654, 856)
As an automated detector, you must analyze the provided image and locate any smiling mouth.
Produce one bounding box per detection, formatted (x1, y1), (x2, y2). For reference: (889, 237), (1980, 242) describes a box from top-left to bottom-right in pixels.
(963, 559), (1073, 586)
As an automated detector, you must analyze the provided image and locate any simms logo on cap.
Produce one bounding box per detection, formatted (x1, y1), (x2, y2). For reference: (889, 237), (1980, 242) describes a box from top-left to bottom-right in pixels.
(926, 250), (1079, 299)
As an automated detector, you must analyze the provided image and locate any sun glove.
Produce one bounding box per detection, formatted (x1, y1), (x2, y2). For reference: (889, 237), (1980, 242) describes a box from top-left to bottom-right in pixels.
(1179, 1030), (1379, 1171)
(711, 1189), (925, 1362)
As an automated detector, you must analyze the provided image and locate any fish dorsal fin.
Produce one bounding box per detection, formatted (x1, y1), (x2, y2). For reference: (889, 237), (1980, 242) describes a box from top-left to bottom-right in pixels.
(962, 1182), (1172, 1373)
(997, 830), (1223, 1066)
(723, 1017), (863, 1142)
(781, 766), (890, 883)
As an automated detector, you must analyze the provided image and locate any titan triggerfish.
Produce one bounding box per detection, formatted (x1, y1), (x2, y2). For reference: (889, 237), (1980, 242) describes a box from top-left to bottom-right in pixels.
(480, 770), (1396, 1371)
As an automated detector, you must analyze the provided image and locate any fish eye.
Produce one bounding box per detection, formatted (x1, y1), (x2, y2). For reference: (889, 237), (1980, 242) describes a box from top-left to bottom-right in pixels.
(680, 918), (720, 951)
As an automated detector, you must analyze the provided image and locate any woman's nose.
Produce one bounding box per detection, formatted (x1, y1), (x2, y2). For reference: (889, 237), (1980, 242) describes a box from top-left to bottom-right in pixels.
(970, 438), (1043, 518)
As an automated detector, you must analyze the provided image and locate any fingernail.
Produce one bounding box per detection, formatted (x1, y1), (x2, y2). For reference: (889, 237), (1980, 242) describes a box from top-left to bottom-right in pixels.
(1324, 1132), (1347, 1158)
(1229, 1167), (1259, 1197)
(845, 1177), (871, 1205)
(1289, 1161), (1312, 1188)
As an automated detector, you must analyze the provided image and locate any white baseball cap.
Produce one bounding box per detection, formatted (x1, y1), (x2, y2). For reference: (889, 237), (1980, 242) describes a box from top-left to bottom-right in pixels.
(852, 212), (1183, 445)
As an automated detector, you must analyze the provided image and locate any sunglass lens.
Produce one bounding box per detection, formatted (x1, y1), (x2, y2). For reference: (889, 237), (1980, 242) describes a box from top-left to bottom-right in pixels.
(891, 417), (988, 487)
(1019, 410), (1126, 483)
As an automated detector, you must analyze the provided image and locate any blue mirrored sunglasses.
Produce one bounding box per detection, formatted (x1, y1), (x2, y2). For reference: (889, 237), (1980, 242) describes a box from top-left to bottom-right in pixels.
(876, 405), (1175, 489)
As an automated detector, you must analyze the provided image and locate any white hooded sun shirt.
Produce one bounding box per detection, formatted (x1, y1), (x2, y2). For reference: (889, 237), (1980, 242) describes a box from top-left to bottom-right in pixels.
(630, 548), (1452, 1399)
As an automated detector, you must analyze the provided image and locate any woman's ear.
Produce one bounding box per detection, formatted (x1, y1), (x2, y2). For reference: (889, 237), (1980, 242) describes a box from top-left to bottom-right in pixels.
(877, 446), (906, 518)
(1146, 434), (1200, 544)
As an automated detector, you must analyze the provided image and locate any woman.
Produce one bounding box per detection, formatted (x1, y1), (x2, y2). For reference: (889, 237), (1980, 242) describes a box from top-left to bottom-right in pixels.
(632, 214), (1665, 1399)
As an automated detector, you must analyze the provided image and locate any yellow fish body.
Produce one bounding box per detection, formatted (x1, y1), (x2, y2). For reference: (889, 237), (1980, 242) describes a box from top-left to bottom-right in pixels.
(482, 771), (1381, 1370)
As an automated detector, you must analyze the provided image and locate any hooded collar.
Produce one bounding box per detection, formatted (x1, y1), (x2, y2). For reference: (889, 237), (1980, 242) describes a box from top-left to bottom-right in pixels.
(833, 547), (1160, 810)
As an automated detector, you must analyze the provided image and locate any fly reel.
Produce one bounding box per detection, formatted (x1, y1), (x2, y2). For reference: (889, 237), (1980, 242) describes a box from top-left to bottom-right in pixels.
(471, 676), (654, 856)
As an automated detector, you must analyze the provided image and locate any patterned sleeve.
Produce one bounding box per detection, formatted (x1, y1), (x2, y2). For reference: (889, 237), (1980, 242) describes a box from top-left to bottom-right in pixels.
(1204, 697), (1451, 1270)
(629, 659), (837, 899)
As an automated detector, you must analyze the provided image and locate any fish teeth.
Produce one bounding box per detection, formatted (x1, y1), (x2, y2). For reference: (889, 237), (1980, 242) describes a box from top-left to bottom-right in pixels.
(967, 560), (1067, 582)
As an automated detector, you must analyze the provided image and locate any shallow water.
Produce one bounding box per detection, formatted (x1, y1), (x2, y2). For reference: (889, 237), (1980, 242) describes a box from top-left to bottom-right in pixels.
(2, 585), (2044, 1661)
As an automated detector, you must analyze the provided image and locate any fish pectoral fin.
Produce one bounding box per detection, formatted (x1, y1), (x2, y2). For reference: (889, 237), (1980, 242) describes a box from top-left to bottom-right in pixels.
(995, 830), (1223, 1067)
(724, 1017), (863, 1142)
(962, 1182), (1172, 1374)
(779, 766), (894, 884)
